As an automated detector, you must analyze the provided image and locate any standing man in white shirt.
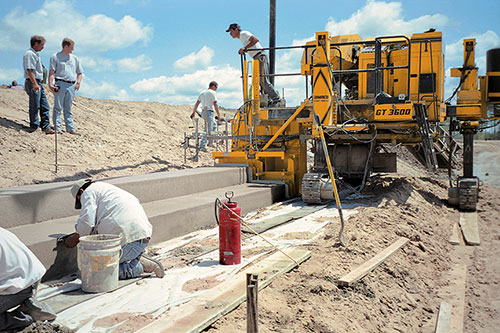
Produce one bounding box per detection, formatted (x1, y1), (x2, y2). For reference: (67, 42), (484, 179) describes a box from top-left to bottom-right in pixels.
(23, 35), (54, 134)
(190, 81), (221, 149)
(64, 179), (165, 279)
(48, 38), (83, 135)
(0, 227), (57, 331)
(226, 23), (281, 106)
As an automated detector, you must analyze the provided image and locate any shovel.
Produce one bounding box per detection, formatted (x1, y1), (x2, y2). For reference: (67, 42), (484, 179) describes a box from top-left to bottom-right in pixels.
(314, 114), (347, 246)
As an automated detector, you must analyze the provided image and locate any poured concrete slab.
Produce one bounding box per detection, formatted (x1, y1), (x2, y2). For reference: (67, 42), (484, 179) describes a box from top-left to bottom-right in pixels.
(8, 183), (284, 269)
(0, 167), (247, 228)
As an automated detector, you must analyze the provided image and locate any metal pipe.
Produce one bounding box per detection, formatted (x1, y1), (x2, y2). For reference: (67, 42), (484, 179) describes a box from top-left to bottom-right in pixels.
(54, 128), (58, 173)
(463, 131), (474, 178)
(225, 117), (229, 153)
(375, 39), (382, 96)
(269, 0), (276, 86)
(194, 118), (199, 162)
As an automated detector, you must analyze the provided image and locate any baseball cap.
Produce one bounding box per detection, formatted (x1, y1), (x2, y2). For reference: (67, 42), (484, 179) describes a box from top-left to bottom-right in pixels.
(226, 23), (240, 32)
(71, 178), (92, 209)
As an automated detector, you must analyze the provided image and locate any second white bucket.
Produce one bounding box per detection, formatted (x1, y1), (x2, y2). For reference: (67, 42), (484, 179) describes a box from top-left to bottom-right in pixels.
(77, 234), (122, 293)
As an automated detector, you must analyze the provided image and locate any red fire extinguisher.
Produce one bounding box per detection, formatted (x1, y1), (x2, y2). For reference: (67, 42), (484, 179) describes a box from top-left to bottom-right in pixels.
(216, 191), (241, 265)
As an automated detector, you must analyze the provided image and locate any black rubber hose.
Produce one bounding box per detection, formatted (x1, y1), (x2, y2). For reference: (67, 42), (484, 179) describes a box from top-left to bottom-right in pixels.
(214, 198), (221, 225)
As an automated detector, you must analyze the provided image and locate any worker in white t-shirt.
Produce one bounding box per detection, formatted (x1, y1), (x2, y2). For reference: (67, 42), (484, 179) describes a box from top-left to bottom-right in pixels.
(190, 81), (221, 149)
(64, 179), (165, 279)
(0, 227), (56, 331)
(226, 23), (281, 106)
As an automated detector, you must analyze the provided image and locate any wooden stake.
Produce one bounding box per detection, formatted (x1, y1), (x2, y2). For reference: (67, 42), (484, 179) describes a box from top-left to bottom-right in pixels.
(246, 273), (258, 333)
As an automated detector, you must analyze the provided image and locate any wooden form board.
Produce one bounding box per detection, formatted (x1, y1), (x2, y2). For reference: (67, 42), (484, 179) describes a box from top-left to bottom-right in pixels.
(241, 204), (326, 234)
(448, 223), (461, 245)
(338, 237), (409, 287)
(448, 264), (467, 333)
(435, 301), (451, 333)
(459, 212), (480, 246)
(137, 248), (311, 333)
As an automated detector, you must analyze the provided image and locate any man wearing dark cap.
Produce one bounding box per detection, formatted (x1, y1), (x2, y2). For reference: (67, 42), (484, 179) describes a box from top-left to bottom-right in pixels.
(226, 23), (281, 106)
(64, 179), (165, 279)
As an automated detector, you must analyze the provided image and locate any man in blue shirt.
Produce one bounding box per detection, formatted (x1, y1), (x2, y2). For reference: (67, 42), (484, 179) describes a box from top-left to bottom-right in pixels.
(48, 38), (84, 135)
(23, 35), (54, 134)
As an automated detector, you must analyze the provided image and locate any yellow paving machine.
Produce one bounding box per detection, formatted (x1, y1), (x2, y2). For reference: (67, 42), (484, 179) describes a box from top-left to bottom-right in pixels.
(213, 30), (500, 211)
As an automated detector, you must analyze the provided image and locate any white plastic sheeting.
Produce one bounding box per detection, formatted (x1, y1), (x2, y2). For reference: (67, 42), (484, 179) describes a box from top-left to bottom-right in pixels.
(53, 202), (358, 332)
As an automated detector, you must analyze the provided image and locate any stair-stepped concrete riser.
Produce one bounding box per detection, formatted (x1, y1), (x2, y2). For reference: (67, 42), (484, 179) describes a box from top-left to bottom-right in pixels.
(0, 167), (247, 229)
(148, 184), (285, 243)
(8, 183), (285, 269)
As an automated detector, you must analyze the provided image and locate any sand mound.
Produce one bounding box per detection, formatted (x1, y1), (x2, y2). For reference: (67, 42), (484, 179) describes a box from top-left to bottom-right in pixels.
(0, 86), (223, 188)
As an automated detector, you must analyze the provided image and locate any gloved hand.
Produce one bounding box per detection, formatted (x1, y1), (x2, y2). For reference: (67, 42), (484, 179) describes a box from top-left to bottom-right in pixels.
(63, 233), (80, 248)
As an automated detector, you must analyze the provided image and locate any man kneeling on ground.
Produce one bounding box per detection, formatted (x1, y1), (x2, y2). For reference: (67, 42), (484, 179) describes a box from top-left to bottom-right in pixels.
(64, 179), (164, 279)
(0, 227), (57, 331)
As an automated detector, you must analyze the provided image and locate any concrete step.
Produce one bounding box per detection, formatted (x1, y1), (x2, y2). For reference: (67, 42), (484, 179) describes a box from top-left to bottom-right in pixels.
(8, 182), (285, 269)
(0, 167), (247, 228)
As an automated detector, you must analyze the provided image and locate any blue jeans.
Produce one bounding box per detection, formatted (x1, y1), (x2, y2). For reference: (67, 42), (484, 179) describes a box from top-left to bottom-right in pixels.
(24, 80), (50, 130)
(119, 240), (147, 279)
(255, 53), (280, 102)
(53, 81), (76, 132)
(200, 109), (217, 149)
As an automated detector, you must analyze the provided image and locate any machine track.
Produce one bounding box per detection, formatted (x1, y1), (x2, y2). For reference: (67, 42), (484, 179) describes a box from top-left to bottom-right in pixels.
(301, 172), (325, 204)
(459, 185), (478, 211)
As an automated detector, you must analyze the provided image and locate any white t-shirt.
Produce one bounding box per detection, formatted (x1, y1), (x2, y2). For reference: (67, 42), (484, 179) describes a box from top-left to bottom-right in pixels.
(197, 89), (217, 111)
(239, 30), (264, 58)
(76, 182), (152, 245)
(49, 52), (83, 82)
(0, 227), (46, 295)
(23, 48), (44, 80)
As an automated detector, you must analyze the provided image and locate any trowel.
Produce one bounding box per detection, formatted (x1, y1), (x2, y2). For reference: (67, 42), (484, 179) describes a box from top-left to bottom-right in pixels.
(41, 234), (79, 283)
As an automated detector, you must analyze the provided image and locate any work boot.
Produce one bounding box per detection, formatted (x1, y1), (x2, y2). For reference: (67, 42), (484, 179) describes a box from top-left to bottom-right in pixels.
(139, 254), (165, 278)
(2, 309), (33, 331)
(43, 128), (55, 134)
(18, 297), (57, 321)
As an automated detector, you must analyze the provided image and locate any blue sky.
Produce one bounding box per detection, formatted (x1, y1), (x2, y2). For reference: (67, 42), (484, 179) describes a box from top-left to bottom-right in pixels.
(0, 0), (499, 108)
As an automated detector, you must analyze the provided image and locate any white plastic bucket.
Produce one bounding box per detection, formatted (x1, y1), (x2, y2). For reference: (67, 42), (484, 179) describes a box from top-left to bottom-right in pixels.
(77, 234), (122, 293)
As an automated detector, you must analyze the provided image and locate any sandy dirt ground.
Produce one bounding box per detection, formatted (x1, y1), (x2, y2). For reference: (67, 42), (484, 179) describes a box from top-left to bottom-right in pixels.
(1, 87), (499, 332)
(206, 164), (500, 332)
(207, 144), (500, 333)
(0, 86), (227, 188)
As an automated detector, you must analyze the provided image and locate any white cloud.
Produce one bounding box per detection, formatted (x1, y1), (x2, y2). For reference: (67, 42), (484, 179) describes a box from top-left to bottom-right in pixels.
(0, 67), (23, 83)
(78, 76), (121, 100)
(130, 64), (242, 106)
(116, 55), (153, 72)
(325, 1), (448, 37)
(173, 46), (214, 72)
(445, 30), (500, 73)
(79, 56), (115, 72)
(0, 0), (153, 53)
(79, 54), (152, 73)
(111, 89), (131, 101)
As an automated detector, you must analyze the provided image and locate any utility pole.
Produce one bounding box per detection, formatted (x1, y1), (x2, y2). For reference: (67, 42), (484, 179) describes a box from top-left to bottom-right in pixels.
(269, 0), (276, 86)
